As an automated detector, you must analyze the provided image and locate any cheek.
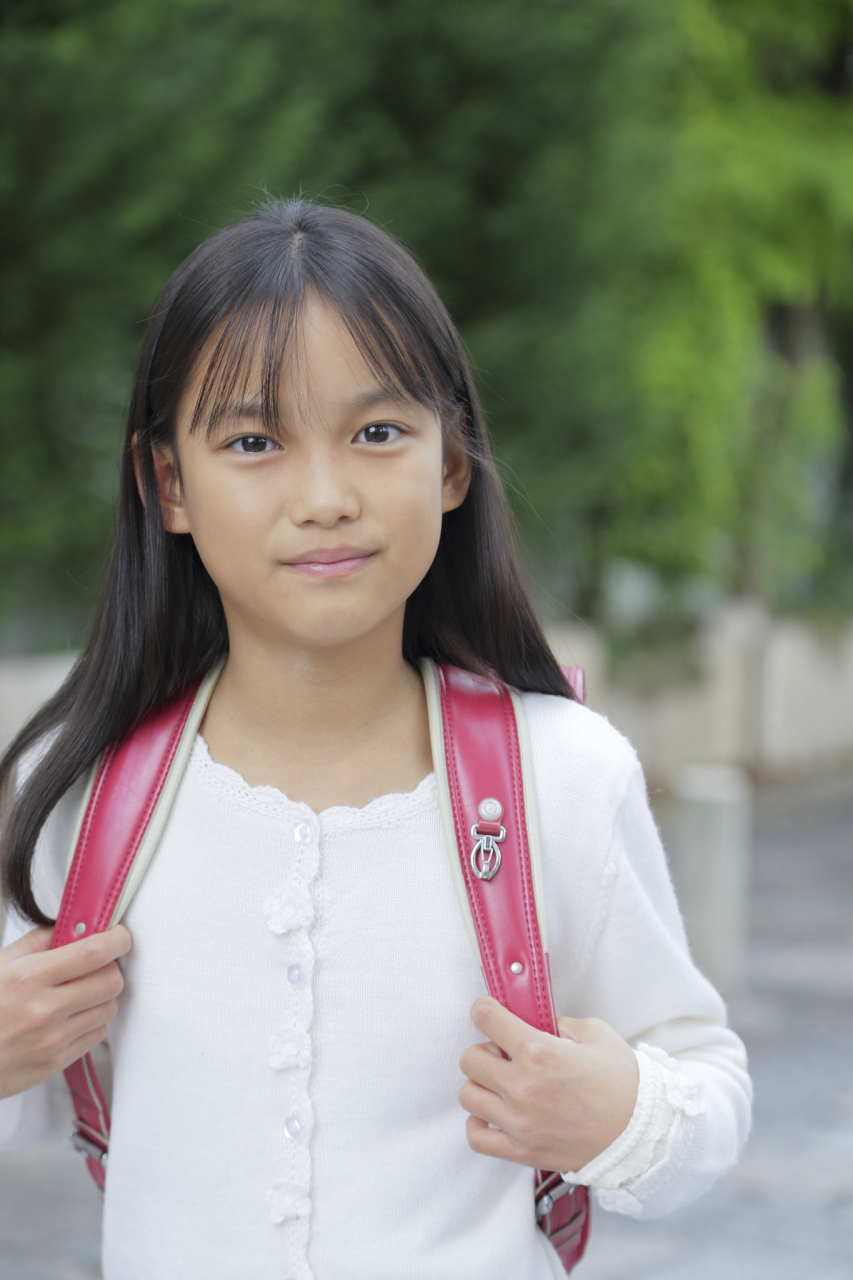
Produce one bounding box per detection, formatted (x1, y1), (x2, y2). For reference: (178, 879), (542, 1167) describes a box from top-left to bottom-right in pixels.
(382, 461), (445, 581)
(180, 468), (275, 583)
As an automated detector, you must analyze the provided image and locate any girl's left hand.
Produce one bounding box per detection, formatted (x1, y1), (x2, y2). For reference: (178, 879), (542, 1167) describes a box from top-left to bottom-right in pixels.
(459, 996), (639, 1174)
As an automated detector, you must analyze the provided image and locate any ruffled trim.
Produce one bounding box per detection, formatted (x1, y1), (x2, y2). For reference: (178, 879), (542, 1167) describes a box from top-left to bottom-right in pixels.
(569, 1043), (707, 1191)
(264, 884), (314, 935)
(636, 1042), (707, 1118)
(268, 1028), (313, 1071)
(190, 736), (437, 829)
(266, 1181), (311, 1224)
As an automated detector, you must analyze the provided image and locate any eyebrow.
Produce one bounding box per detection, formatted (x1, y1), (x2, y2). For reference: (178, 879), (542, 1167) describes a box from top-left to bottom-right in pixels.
(348, 388), (418, 412)
(215, 387), (418, 425)
(216, 399), (265, 423)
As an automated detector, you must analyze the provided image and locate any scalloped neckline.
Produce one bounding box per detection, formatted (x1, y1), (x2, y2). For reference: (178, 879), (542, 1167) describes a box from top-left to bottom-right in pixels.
(190, 733), (437, 827)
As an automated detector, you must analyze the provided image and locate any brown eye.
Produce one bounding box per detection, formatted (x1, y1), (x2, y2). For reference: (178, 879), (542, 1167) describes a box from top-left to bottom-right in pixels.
(230, 435), (276, 454)
(355, 423), (403, 444)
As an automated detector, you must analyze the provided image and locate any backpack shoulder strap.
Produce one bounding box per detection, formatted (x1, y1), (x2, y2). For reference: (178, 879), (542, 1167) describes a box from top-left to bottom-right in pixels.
(421, 658), (590, 1271)
(422, 660), (556, 1033)
(53, 663), (221, 1190)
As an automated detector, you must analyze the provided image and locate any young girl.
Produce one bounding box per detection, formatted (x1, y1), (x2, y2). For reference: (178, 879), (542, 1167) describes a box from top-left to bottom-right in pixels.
(0, 200), (751, 1279)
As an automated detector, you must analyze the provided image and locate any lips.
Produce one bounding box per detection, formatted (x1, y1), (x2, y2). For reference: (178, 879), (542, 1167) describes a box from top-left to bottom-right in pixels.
(282, 547), (376, 579)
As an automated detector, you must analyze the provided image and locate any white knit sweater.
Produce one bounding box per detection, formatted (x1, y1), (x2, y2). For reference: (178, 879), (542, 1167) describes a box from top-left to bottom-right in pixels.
(0, 693), (751, 1279)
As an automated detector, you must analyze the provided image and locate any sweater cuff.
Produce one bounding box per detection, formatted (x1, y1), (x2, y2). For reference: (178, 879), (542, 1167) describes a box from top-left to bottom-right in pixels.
(565, 1046), (674, 1190)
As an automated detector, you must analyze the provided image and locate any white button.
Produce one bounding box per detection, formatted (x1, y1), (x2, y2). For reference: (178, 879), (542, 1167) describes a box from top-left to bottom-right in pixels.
(284, 1113), (304, 1140)
(287, 963), (305, 987)
(478, 797), (503, 821)
(293, 819), (316, 844)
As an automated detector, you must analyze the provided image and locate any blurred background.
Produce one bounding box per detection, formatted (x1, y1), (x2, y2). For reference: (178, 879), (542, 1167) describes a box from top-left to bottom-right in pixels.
(1, 1), (852, 1276)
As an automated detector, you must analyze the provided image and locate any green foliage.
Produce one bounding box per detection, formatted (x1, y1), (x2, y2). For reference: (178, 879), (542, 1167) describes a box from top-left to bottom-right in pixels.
(2, 0), (853, 648)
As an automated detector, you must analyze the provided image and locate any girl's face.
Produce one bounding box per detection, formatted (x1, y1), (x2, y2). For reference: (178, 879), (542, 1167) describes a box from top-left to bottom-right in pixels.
(151, 298), (471, 656)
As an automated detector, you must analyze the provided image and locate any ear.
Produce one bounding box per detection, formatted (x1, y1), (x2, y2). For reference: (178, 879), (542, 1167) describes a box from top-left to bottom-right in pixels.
(441, 434), (472, 514)
(132, 434), (191, 534)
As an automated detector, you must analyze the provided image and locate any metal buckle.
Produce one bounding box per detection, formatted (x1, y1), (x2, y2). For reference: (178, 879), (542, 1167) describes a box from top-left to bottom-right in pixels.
(469, 822), (506, 881)
(69, 1128), (108, 1165)
(536, 1177), (575, 1218)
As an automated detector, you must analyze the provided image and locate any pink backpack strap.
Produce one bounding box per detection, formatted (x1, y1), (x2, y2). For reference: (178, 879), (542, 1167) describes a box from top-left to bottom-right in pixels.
(423, 660), (590, 1272)
(53, 666), (221, 1191)
(562, 665), (584, 706)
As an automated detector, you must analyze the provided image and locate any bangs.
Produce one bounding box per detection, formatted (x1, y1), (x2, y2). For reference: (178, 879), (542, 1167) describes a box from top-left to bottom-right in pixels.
(185, 282), (461, 441)
(143, 200), (472, 451)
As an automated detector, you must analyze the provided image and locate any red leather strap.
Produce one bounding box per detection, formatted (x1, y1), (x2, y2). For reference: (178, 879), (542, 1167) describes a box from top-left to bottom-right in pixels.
(562, 666), (584, 705)
(436, 665), (555, 1032)
(54, 682), (201, 947)
(53, 681), (202, 1192)
(436, 663), (590, 1272)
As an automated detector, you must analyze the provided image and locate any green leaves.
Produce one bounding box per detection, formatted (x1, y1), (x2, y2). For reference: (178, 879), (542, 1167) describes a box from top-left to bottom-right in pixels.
(3, 0), (853, 647)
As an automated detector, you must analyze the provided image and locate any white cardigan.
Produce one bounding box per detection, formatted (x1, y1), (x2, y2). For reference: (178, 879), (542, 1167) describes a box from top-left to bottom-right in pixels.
(0, 692), (751, 1280)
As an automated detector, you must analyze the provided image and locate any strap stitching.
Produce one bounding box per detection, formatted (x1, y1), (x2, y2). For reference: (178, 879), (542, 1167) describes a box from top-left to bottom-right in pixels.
(54, 747), (115, 944)
(438, 666), (507, 1006)
(97, 687), (196, 929)
(57, 682), (199, 1181)
(499, 685), (551, 1034)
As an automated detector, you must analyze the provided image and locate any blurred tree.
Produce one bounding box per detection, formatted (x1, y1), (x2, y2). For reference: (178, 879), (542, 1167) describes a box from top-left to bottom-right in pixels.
(2, 0), (853, 648)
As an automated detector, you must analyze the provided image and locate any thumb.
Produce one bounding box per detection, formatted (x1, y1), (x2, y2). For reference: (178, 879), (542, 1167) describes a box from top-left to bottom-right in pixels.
(0, 926), (55, 965)
(556, 1015), (584, 1044)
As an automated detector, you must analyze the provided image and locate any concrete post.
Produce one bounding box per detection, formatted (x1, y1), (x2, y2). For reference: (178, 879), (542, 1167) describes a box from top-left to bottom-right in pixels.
(667, 764), (753, 999)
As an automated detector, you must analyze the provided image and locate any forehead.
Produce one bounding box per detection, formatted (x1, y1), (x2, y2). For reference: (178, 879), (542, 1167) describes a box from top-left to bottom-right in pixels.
(180, 295), (439, 437)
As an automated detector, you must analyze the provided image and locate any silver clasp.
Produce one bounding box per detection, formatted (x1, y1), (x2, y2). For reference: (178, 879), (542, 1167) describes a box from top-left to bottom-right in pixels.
(69, 1128), (108, 1165)
(536, 1178), (575, 1219)
(470, 822), (506, 881)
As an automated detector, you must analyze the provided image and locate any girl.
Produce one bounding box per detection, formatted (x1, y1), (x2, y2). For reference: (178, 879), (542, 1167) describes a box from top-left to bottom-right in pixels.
(0, 200), (751, 1279)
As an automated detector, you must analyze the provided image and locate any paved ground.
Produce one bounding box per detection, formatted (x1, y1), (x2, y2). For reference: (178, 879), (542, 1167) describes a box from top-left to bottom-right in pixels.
(2, 776), (852, 1278)
(576, 775), (853, 1280)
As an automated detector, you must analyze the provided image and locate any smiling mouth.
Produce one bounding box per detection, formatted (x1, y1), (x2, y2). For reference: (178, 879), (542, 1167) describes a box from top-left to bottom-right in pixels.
(282, 549), (377, 579)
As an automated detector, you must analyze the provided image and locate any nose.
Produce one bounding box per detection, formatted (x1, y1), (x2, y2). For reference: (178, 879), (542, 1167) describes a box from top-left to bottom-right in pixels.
(288, 449), (360, 528)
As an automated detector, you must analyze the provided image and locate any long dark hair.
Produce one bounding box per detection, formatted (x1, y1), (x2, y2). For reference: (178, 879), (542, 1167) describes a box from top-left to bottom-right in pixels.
(1, 198), (574, 926)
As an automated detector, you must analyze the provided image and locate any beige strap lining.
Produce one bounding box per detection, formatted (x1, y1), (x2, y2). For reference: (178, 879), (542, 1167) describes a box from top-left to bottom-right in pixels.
(64, 662), (224, 924)
(109, 663), (224, 925)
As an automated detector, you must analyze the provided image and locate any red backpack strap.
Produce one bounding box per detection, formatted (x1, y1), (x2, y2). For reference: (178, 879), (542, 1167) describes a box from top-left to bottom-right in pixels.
(53, 665), (221, 1191)
(423, 659), (590, 1272)
(562, 665), (585, 706)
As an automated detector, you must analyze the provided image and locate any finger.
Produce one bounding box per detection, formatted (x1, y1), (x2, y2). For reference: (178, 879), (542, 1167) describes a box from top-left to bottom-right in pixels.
(470, 996), (534, 1058)
(51, 961), (125, 1018)
(459, 1078), (507, 1127)
(0, 927), (54, 965)
(65, 997), (120, 1042)
(466, 1115), (532, 1165)
(58, 1024), (110, 1074)
(460, 1041), (511, 1093)
(36, 926), (132, 986)
(556, 1015), (584, 1044)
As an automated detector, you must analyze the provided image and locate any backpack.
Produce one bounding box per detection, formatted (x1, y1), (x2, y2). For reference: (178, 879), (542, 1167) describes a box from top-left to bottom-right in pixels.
(52, 659), (591, 1272)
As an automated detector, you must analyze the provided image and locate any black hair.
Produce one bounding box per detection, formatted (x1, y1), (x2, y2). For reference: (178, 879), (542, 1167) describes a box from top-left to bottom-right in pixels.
(1, 198), (574, 926)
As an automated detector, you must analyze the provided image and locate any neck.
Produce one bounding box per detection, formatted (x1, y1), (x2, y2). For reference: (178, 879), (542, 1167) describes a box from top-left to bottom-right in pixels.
(199, 609), (432, 809)
(219, 622), (416, 749)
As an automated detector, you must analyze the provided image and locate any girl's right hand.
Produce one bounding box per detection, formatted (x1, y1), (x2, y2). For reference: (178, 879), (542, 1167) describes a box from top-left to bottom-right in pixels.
(0, 924), (131, 1099)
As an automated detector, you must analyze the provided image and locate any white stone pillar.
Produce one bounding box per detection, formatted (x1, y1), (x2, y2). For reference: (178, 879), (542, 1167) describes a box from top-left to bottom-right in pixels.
(667, 764), (753, 999)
